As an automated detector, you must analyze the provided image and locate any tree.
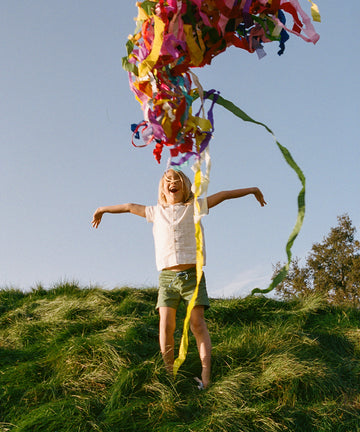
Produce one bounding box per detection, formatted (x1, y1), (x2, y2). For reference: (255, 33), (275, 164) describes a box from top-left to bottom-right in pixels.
(275, 214), (360, 306)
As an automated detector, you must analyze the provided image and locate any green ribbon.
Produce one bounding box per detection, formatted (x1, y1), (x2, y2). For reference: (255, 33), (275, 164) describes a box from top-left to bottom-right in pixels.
(140, 1), (157, 16)
(207, 93), (306, 295)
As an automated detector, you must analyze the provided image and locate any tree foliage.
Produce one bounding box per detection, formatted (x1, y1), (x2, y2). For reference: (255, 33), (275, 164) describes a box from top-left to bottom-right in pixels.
(275, 214), (360, 306)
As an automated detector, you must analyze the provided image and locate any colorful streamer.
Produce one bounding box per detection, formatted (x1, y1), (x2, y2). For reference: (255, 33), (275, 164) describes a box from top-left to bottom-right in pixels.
(123, 0), (320, 376)
(199, 93), (306, 295)
(124, 0), (320, 164)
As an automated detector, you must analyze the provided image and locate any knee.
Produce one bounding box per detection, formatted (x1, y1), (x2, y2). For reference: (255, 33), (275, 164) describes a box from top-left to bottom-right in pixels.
(160, 317), (176, 336)
(190, 318), (207, 337)
(159, 307), (176, 337)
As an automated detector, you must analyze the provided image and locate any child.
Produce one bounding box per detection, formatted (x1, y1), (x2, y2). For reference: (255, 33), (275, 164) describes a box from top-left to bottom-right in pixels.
(92, 169), (266, 388)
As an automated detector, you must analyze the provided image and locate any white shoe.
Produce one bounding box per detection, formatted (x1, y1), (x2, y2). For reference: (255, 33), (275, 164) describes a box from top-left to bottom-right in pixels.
(194, 377), (204, 390)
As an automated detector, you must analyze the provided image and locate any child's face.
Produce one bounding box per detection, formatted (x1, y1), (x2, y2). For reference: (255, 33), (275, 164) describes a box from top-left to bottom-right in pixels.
(163, 170), (184, 204)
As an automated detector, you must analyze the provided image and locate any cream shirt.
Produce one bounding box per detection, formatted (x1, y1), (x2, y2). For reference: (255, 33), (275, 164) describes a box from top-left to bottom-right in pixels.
(145, 200), (208, 271)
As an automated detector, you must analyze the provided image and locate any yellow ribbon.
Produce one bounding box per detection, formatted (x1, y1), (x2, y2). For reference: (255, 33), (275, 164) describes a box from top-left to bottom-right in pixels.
(138, 15), (165, 77)
(308, 0), (321, 22)
(173, 148), (211, 377)
(183, 24), (204, 67)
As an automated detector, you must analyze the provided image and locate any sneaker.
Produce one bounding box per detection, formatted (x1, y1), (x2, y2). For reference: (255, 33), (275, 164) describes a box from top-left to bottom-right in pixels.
(194, 377), (204, 390)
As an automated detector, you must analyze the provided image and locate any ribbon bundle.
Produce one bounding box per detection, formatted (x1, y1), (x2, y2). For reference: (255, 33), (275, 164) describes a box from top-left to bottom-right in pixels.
(123, 0), (320, 165)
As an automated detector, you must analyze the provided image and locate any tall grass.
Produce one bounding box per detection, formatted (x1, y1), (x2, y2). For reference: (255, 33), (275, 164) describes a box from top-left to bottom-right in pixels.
(0, 283), (359, 431)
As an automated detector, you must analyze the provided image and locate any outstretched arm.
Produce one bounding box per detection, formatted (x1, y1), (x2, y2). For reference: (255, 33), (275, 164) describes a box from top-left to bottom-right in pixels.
(207, 187), (267, 209)
(91, 203), (146, 228)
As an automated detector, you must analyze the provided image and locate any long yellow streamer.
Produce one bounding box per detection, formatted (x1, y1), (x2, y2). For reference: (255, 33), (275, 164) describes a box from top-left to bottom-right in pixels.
(173, 148), (211, 377)
(173, 167), (204, 377)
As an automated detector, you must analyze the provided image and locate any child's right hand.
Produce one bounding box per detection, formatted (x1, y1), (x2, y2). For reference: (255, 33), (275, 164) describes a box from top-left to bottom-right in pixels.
(253, 188), (267, 207)
(91, 208), (104, 229)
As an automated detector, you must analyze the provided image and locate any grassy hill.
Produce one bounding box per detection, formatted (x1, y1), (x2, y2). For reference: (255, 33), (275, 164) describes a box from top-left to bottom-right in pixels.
(0, 283), (359, 432)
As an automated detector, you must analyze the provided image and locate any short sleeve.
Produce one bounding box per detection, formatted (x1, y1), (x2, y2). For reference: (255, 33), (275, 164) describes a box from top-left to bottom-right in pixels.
(198, 198), (209, 216)
(145, 206), (155, 223)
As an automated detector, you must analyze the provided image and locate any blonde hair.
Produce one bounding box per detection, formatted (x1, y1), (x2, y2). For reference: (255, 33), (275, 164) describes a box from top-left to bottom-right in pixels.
(158, 169), (194, 206)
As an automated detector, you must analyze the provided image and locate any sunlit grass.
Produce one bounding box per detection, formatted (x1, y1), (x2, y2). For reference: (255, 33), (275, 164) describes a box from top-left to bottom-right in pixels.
(0, 285), (359, 431)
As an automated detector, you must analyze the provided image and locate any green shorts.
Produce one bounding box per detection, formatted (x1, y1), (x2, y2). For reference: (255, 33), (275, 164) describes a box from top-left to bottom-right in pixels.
(157, 267), (210, 310)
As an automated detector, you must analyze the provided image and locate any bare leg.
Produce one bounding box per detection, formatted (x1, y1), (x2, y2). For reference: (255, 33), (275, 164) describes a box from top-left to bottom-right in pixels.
(158, 306), (177, 375)
(190, 306), (211, 388)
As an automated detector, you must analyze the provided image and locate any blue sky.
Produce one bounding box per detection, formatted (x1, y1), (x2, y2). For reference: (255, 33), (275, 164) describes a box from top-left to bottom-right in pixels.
(1, 1), (359, 298)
